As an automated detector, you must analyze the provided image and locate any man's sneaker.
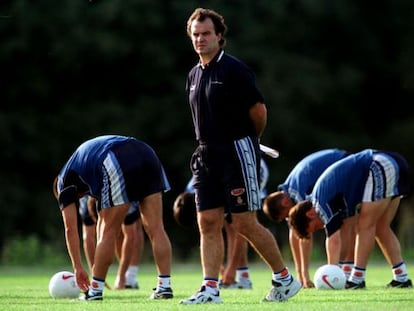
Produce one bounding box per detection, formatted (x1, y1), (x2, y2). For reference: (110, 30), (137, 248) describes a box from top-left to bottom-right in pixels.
(263, 278), (301, 302)
(125, 282), (139, 289)
(150, 287), (173, 299)
(180, 286), (222, 304)
(236, 279), (253, 289)
(386, 279), (413, 288)
(79, 291), (103, 301)
(345, 280), (366, 289)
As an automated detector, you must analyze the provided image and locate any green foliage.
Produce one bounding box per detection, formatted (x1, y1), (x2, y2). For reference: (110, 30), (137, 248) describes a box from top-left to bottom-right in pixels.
(2, 235), (67, 266)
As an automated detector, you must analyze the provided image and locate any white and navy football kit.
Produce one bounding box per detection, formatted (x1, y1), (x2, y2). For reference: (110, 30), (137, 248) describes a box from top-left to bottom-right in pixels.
(186, 49), (265, 214)
(278, 149), (350, 204)
(310, 149), (410, 237)
(57, 135), (170, 210)
(78, 196), (95, 226)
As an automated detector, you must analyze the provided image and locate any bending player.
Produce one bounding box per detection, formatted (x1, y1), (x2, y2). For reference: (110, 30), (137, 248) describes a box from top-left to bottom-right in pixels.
(53, 135), (173, 301)
(289, 149), (412, 289)
(263, 149), (354, 287)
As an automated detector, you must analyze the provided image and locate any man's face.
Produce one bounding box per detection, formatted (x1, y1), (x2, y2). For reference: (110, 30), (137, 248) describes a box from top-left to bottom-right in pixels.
(190, 18), (221, 57)
(306, 208), (325, 234)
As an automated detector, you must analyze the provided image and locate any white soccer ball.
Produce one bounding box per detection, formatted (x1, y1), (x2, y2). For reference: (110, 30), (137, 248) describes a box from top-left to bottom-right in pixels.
(48, 271), (81, 298)
(313, 264), (346, 290)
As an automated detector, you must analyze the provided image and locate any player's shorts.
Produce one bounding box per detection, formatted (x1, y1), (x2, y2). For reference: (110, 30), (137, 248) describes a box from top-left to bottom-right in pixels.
(362, 151), (410, 202)
(100, 139), (170, 209)
(79, 196), (96, 226)
(79, 196), (140, 225)
(123, 202), (140, 225)
(190, 136), (261, 214)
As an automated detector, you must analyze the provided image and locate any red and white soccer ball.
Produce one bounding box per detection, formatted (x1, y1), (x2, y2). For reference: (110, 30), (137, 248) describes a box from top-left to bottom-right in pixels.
(313, 264), (346, 290)
(48, 271), (81, 298)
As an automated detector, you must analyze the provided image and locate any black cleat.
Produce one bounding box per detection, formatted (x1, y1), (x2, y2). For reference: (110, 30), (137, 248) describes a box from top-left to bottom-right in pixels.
(125, 282), (139, 289)
(386, 279), (413, 288)
(79, 291), (103, 301)
(150, 287), (174, 299)
(345, 281), (366, 289)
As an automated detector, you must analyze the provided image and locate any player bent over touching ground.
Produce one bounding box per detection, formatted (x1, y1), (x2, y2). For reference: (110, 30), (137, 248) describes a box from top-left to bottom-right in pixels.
(263, 148), (354, 286)
(53, 135), (173, 301)
(289, 149), (412, 289)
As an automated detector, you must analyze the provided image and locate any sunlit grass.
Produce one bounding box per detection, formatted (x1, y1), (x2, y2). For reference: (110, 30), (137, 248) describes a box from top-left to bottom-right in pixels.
(0, 262), (412, 310)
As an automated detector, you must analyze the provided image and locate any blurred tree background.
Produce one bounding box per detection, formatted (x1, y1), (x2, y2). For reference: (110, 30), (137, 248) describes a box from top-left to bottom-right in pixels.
(1, 0), (413, 265)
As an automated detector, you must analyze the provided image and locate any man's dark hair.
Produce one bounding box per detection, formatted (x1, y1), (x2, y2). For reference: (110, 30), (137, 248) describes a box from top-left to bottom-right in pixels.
(288, 200), (313, 239)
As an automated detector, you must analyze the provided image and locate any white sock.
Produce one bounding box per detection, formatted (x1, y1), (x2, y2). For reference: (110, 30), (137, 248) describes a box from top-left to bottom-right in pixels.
(236, 267), (250, 282)
(203, 279), (219, 292)
(392, 262), (409, 282)
(348, 266), (366, 284)
(90, 276), (105, 294)
(158, 275), (171, 288)
(125, 265), (138, 284)
(272, 268), (292, 286)
(339, 261), (353, 279)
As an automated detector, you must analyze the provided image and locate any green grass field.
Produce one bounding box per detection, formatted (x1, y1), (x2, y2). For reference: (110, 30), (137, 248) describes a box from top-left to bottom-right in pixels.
(0, 262), (412, 311)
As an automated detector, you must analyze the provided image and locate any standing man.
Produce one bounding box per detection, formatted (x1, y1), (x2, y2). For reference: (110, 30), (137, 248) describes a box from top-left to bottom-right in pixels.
(181, 8), (301, 304)
(175, 158), (269, 289)
(288, 149), (412, 289)
(53, 135), (173, 301)
(263, 148), (354, 286)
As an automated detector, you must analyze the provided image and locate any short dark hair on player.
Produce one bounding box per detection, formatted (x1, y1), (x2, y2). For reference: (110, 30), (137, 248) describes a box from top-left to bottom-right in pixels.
(173, 192), (197, 228)
(288, 200), (313, 239)
(263, 191), (287, 222)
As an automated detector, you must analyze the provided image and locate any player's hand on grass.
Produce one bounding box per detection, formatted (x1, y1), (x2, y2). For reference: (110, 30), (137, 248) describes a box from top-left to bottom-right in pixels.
(302, 278), (315, 288)
(114, 275), (126, 290)
(74, 268), (90, 292)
